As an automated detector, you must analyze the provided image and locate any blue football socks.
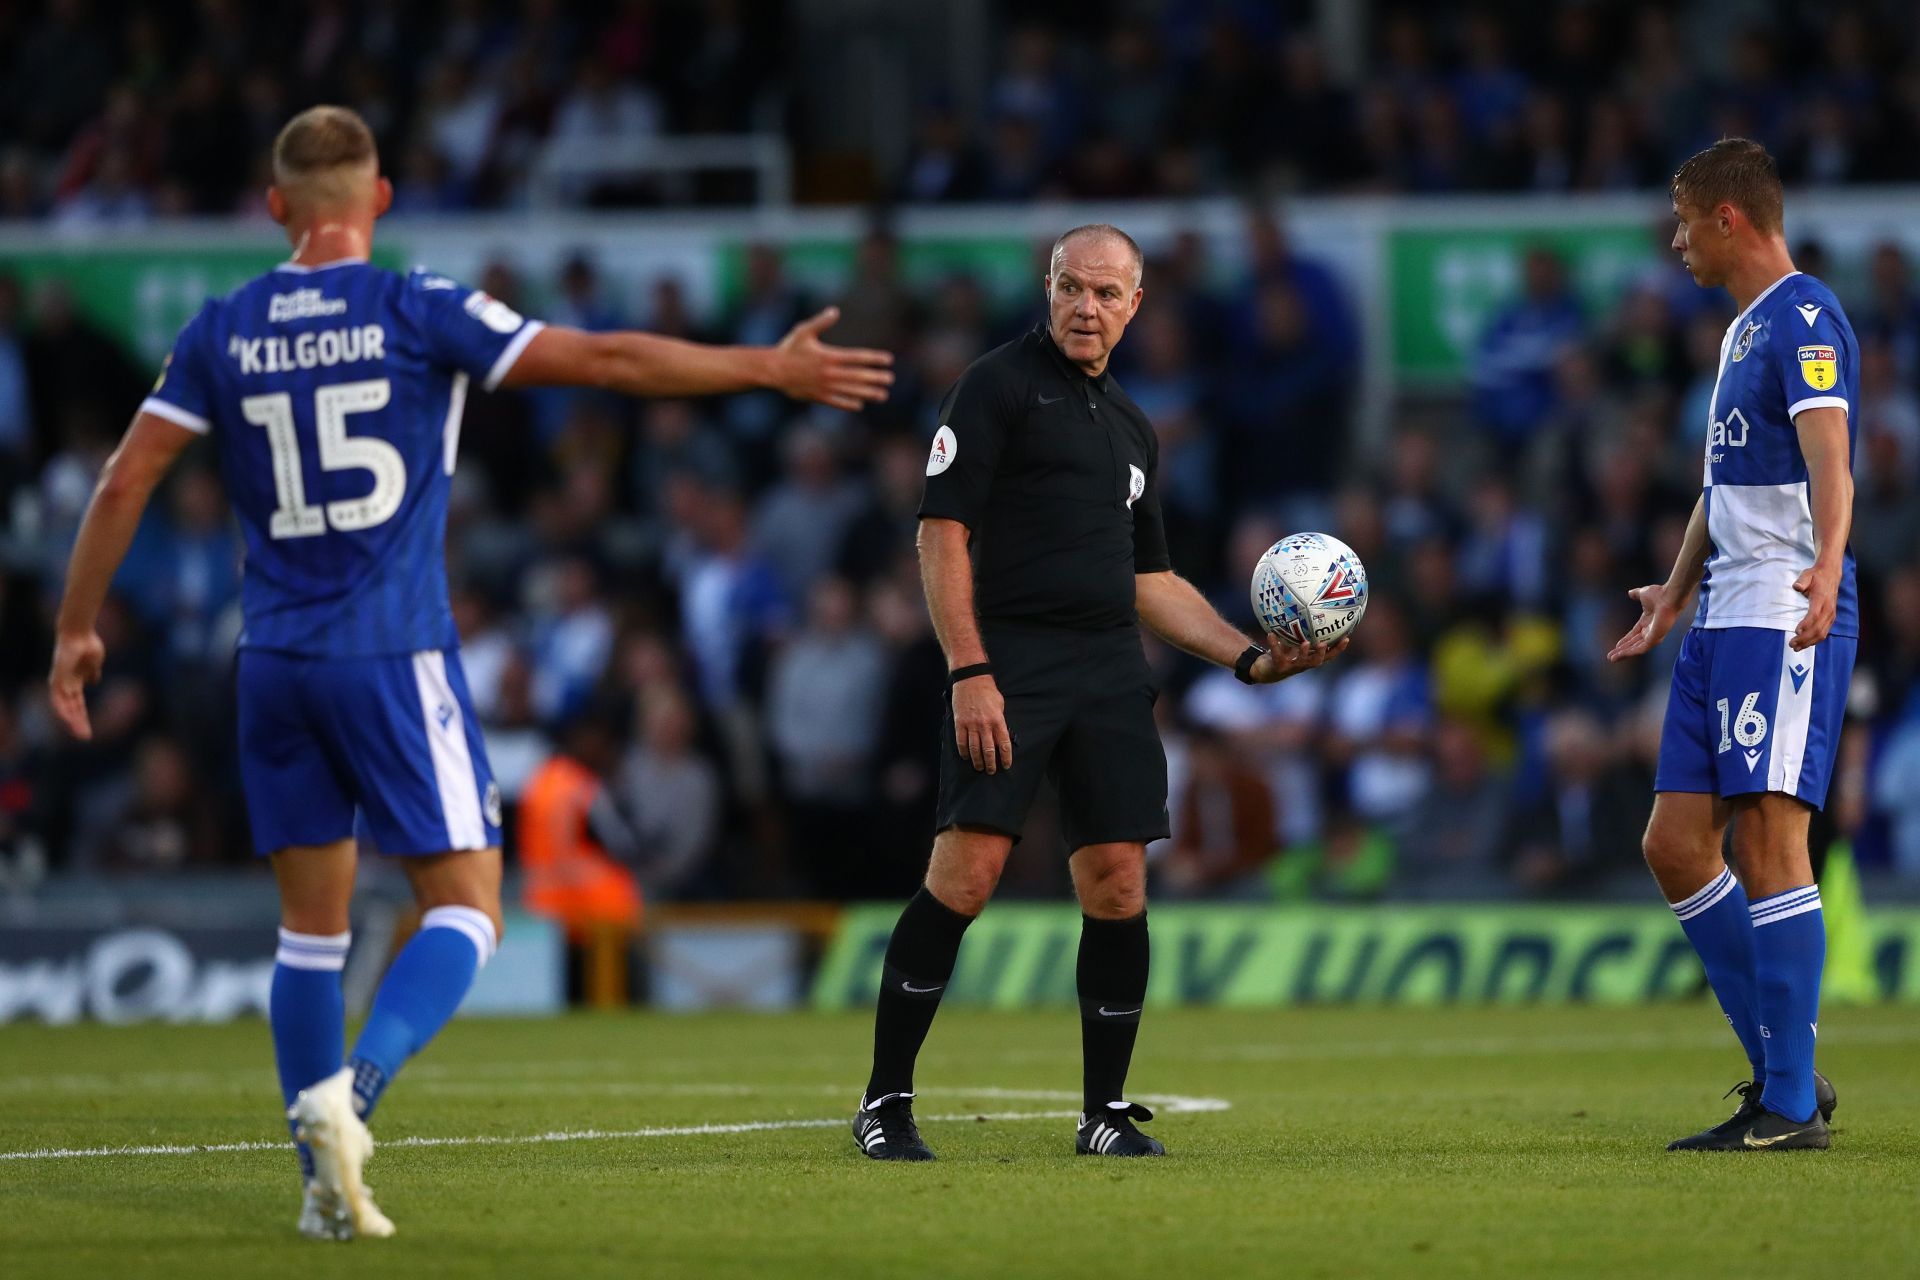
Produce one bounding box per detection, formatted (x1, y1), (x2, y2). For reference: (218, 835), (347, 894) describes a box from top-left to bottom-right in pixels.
(1749, 885), (1825, 1123)
(347, 905), (496, 1119)
(270, 928), (351, 1182)
(1668, 866), (1766, 1080)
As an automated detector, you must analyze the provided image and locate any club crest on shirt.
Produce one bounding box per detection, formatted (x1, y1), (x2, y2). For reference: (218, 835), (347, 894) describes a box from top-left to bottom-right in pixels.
(1798, 345), (1838, 390)
(1730, 320), (1760, 362)
(1126, 463), (1145, 509)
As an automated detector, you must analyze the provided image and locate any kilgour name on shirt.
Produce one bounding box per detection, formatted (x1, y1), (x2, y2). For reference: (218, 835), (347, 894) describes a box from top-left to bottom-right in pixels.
(227, 325), (386, 374)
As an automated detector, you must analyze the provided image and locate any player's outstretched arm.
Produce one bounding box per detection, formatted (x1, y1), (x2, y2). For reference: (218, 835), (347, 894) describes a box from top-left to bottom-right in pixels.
(1134, 570), (1345, 682)
(1791, 405), (1853, 652)
(500, 305), (893, 410)
(49, 412), (200, 740)
(1608, 494), (1709, 663)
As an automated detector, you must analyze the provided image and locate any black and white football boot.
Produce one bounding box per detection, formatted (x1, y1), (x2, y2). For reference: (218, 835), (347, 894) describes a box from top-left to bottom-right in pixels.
(1667, 1071), (1836, 1152)
(1076, 1103), (1166, 1157)
(852, 1092), (937, 1161)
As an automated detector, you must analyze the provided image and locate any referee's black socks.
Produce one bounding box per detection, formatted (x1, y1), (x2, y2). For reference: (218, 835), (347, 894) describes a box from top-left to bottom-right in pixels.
(1078, 912), (1149, 1115)
(865, 887), (975, 1103)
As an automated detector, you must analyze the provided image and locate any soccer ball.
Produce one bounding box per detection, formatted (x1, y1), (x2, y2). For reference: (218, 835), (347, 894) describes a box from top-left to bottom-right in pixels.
(1250, 532), (1369, 647)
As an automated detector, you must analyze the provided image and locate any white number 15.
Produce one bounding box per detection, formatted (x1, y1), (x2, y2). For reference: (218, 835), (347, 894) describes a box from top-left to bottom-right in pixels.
(241, 378), (404, 539)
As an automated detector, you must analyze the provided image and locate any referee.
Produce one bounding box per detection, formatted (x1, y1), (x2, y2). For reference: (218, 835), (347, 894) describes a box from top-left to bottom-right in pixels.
(852, 224), (1346, 1161)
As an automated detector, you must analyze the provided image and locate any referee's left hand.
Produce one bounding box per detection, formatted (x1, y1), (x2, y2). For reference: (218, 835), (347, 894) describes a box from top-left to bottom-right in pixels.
(952, 673), (1013, 773)
(1248, 633), (1348, 683)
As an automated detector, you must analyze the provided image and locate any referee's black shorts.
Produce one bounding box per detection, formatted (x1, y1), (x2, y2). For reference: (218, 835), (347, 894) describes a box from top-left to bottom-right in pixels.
(936, 622), (1170, 851)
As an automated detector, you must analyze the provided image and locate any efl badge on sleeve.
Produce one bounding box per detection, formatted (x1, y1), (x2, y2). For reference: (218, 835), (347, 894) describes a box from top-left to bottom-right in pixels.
(1798, 345), (1838, 391)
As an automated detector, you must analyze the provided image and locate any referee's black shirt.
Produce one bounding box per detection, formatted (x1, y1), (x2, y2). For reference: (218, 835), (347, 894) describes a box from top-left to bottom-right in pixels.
(918, 323), (1170, 631)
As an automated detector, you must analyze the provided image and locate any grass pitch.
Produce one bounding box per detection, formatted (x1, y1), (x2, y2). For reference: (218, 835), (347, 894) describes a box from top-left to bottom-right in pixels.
(3, 1003), (1917, 1278)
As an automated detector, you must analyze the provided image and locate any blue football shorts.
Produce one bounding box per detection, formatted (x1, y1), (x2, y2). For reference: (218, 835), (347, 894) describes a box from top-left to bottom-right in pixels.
(236, 647), (503, 856)
(1655, 626), (1855, 809)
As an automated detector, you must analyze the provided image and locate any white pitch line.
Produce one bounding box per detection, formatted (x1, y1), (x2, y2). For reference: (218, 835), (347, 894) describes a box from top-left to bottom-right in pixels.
(0, 1091), (1229, 1163)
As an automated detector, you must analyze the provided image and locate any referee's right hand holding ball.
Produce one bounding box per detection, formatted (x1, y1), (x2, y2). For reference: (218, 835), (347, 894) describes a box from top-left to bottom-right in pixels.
(952, 668), (1012, 774)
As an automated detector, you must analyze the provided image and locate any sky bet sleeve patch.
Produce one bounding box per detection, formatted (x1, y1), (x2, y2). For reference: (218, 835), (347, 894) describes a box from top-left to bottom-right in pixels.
(1798, 345), (1838, 391)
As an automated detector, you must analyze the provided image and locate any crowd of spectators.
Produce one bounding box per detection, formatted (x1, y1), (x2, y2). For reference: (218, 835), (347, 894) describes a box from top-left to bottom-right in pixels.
(4, 205), (1920, 903)
(905, 4), (1920, 202)
(8, 1), (1920, 222)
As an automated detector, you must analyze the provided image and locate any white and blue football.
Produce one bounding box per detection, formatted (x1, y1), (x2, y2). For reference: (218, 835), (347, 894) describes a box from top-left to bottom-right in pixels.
(1250, 532), (1369, 647)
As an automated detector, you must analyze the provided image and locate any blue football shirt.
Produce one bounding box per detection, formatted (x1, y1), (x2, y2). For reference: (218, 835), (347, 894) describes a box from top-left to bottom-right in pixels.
(141, 258), (544, 657)
(1696, 271), (1859, 638)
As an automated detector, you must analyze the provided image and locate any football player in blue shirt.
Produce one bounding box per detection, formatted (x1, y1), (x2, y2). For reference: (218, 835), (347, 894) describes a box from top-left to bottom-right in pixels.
(46, 106), (892, 1238)
(1610, 139), (1853, 1152)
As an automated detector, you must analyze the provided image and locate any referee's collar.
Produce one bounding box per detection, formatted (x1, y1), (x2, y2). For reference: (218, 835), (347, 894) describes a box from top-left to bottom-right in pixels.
(1035, 322), (1113, 392)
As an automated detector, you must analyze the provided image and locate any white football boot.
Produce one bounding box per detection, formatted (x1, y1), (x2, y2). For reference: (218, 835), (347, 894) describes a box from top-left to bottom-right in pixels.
(288, 1068), (396, 1238)
(297, 1182), (353, 1241)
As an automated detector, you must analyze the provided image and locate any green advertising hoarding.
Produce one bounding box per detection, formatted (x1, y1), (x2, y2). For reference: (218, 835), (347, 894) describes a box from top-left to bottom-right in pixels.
(1387, 223), (1660, 381)
(714, 236), (1037, 314)
(813, 904), (1920, 1009)
(0, 242), (408, 371)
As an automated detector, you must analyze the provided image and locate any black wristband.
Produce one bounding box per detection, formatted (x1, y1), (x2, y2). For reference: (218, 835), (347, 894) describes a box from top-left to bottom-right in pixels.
(948, 663), (993, 686)
(1233, 644), (1267, 685)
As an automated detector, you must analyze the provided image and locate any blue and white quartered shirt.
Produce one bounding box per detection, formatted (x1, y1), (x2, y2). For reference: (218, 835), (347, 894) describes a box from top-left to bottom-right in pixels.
(1697, 271), (1858, 638)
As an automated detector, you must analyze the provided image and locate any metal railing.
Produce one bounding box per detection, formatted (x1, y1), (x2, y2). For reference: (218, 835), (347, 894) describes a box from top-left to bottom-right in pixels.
(527, 134), (793, 209)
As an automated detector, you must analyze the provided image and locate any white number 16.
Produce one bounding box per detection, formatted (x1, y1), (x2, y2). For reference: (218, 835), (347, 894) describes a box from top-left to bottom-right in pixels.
(1716, 692), (1767, 754)
(241, 378), (404, 539)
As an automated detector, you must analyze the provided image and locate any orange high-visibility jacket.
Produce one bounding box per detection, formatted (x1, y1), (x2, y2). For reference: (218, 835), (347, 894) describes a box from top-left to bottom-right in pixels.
(516, 755), (641, 941)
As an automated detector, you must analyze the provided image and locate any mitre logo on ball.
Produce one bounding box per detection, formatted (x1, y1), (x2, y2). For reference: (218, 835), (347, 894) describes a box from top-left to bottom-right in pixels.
(1250, 531), (1370, 646)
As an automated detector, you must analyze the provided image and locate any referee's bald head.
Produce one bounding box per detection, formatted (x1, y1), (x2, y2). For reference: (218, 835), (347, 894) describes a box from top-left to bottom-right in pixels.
(1049, 225), (1144, 290)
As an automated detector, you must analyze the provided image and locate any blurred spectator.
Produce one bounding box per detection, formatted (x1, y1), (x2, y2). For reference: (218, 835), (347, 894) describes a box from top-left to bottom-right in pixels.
(898, 101), (986, 204)
(4, 2), (1920, 212)
(1471, 247), (1585, 447)
(518, 702), (642, 949)
(666, 479), (787, 715)
(1860, 242), (1920, 380)
(526, 556), (614, 723)
(837, 435), (926, 587)
(1323, 598), (1432, 836)
(1157, 724), (1276, 899)
(1455, 477), (1549, 612)
(767, 576), (887, 894)
(548, 50), (662, 204)
(752, 428), (868, 601)
(71, 736), (215, 873)
(615, 688), (721, 900)
(720, 245), (811, 449)
(1399, 718), (1510, 894)
(865, 575), (944, 893)
(1857, 337), (1920, 479)
(633, 399), (736, 517)
(1220, 277), (1348, 501)
(0, 273), (29, 496)
(1505, 709), (1648, 893)
(1875, 688), (1920, 877)
(116, 465), (241, 671)
(23, 281), (147, 463)
(1852, 429), (1920, 584)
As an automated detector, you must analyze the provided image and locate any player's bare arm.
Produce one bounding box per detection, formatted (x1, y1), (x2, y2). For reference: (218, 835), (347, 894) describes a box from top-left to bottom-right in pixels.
(1791, 404), (1853, 652)
(1607, 493), (1710, 663)
(49, 411), (201, 740)
(1134, 569), (1345, 682)
(918, 516), (1010, 774)
(501, 305), (893, 411)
